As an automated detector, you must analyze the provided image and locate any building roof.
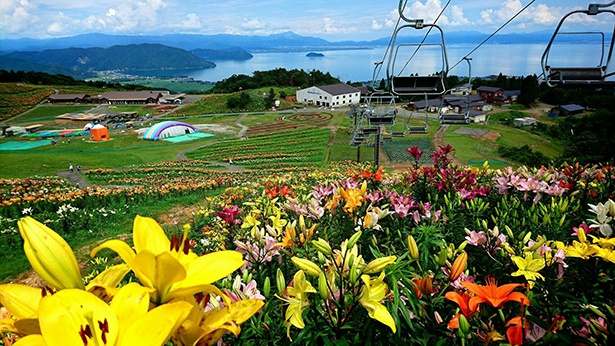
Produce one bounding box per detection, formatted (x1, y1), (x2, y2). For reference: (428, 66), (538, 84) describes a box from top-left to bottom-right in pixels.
(504, 90), (521, 97)
(100, 91), (163, 101)
(477, 86), (503, 93)
(316, 83), (360, 96)
(559, 104), (585, 112)
(48, 94), (89, 100)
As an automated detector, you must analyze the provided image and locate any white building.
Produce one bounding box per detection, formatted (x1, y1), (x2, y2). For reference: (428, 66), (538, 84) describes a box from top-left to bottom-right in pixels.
(296, 83), (361, 107)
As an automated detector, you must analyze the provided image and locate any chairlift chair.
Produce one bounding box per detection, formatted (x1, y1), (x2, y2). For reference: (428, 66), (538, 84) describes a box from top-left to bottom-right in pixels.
(365, 91), (397, 126)
(439, 58), (472, 124)
(541, 1), (615, 88)
(385, 6), (450, 96)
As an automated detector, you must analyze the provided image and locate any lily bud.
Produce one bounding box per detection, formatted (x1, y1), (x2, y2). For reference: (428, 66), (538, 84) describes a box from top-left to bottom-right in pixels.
(291, 257), (323, 277)
(347, 253), (355, 269)
(505, 225), (514, 239)
(529, 236), (546, 251)
(434, 311), (443, 324)
(362, 256), (397, 274)
(449, 251), (467, 282)
(437, 246), (448, 266)
(19, 217), (84, 291)
(419, 275), (433, 295)
(349, 262), (359, 285)
(276, 268), (286, 294)
(407, 235), (419, 259)
(522, 231), (533, 244)
(312, 238), (332, 256)
(263, 276), (271, 297)
(318, 272), (329, 300)
(458, 313), (470, 336)
(457, 240), (468, 253)
(347, 231), (362, 249)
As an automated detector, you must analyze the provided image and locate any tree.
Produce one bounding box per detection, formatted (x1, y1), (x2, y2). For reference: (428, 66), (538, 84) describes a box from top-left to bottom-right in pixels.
(378, 78), (386, 90)
(518, 75), (540, 106)
(265, 88), (275, 108)
(495, 73), (507, 89)
(279, 90), (287, 99)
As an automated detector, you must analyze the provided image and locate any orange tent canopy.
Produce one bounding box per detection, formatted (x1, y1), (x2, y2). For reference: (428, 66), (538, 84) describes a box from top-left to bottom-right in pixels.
(90, 125), (110, 141)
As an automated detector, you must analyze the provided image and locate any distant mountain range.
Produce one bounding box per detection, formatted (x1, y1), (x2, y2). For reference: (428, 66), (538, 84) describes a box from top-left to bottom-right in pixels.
(0, 30), (606, 79)
(1, 30), (603, 53)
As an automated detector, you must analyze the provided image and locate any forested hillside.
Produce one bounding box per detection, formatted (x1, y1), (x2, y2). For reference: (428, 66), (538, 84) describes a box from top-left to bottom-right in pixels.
(2, 44), (215, 75)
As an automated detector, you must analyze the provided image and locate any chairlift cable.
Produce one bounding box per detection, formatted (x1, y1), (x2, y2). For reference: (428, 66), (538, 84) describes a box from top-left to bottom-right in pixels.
(372, 0), (408, 88)
(450, 0), (536, 72)
(399, 0), (453, 76)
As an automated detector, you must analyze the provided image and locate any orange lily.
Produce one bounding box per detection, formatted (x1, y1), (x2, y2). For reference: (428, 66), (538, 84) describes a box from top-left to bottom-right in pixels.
(461, 277), (530, 312)
(506, 316), (528, 346)
(444, 290), (476, 317)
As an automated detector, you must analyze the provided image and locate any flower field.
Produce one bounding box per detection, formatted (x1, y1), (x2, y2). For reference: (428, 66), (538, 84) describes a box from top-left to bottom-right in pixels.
(2, 144), (615, 345)
(186, 127), (331, 170)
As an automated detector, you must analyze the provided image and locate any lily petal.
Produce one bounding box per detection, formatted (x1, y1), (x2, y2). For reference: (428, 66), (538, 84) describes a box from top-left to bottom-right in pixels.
(110, 283), (155, 341)
(120, 301), (192, 346)
(132, 251), (186, 304)
(86, 264), (131, 292)
(182, 251), (244, 286)
(13, 334), (46, 346)
(0, 284), (42, 319)
(133, 215), (171, 256)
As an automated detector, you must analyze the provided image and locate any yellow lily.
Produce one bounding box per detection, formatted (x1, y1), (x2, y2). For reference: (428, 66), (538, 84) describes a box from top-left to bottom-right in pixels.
(14, 283), (192, 346)
(18, 217), (84, 291)
(269, 210), (288, 233)
(90, 215), (244, 304)
(175, 297), (264, 346)
(511, 255), (545, 288)
(279, 270), (316, 338)
(358, 272), (396, 333)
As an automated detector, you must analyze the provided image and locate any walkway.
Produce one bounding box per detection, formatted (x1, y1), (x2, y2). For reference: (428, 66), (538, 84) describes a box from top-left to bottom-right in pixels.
(57, 171), (91, 188)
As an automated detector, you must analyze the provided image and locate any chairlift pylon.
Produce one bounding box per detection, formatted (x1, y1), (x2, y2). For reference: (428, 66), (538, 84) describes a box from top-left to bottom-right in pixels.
(541, 1), (615, 88)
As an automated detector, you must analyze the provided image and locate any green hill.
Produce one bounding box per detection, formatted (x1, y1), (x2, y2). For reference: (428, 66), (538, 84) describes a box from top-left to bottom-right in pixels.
(3, 44), (215, 74)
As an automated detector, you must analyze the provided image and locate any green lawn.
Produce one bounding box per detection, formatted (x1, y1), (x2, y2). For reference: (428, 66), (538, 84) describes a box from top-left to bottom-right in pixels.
(443, 122), (564, 167)
(0, 132), (218, 178)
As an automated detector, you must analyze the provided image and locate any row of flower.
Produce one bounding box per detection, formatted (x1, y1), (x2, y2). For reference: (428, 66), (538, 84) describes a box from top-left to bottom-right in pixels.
(2, 144), (615, 345)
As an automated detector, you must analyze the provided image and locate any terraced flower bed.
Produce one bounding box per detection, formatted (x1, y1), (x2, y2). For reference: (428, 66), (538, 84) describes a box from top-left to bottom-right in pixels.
(186, 127), (331, 169)
(383, 138), (434, 163)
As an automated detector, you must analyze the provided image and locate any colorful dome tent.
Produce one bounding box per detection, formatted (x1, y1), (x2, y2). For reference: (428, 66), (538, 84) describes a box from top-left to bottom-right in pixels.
(142, 121), (198, 141)
(90, 124), (110, 141)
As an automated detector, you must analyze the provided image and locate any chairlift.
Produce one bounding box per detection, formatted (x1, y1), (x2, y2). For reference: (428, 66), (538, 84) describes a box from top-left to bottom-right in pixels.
(365, 91), (397, 126)
(406, 95), (429, 134)
(384, 2), (449, 96)
(439, 58), (472, 124)
(541, 1), (615, 88)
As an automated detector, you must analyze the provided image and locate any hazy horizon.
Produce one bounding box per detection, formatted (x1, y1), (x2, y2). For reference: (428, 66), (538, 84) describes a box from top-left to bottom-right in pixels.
(1, 1), (613, 42)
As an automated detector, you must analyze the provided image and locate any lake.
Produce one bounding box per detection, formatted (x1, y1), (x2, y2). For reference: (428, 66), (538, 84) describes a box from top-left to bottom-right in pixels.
(126, 43), (606, 83)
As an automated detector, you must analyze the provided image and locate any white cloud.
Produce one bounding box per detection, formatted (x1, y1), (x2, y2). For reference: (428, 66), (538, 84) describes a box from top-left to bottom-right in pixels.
(0, 0), (40, 35)
(241, 18), (266, 30)
(372, 19), (382, 30)
(224, 25), (241, 35)
(179, 13), (202, 30)
(448, 5), (470, 26)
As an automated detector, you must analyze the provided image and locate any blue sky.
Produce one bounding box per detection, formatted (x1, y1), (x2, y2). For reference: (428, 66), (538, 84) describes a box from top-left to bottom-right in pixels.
(0, 0), (612, 40)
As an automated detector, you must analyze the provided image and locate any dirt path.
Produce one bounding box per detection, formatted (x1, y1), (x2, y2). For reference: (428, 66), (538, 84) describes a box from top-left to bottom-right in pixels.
(432, 124), (465, 166)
